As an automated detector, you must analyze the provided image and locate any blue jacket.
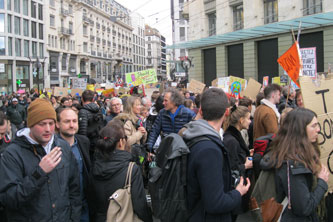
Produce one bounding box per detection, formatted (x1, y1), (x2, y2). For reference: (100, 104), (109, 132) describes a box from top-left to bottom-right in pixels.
(183, 120), (242, 222)
(147, 105), (195, 150)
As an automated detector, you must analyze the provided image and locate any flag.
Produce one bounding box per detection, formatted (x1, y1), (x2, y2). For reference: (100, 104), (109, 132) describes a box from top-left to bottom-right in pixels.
(277, 41), (302, 87)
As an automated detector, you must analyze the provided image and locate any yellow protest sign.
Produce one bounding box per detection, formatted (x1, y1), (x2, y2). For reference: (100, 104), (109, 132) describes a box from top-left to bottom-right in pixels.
(126, 69), (157, 87)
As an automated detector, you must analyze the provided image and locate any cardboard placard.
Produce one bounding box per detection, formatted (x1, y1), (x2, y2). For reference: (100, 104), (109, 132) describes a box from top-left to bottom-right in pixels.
(53, 87), (69, 97)
(188, 79), (206, 94)
(70, 88), (83, 96)
(241, 78), (262, 101)
(125, 69), (158, 87)
(211, 78), (218, 87)
(72, 77), (87, 90)
(299, 75), (333, 190)
(229, 76), (247, 98)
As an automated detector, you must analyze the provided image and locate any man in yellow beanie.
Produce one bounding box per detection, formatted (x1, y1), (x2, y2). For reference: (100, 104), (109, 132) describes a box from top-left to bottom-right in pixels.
(0, 98), (81, 221)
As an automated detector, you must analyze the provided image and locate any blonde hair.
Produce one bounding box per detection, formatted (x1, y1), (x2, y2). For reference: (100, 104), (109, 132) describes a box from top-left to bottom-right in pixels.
(224, 106), (249, 130)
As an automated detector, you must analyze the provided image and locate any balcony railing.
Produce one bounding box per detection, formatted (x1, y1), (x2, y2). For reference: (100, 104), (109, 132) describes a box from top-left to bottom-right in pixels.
(59, 27), (72, 36)
(60, 8), (69, 16)
(91, 50), (96, 56)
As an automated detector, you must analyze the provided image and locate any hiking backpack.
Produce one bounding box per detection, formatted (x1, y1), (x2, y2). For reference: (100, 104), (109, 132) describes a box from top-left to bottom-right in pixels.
(148, 133), (208, 222)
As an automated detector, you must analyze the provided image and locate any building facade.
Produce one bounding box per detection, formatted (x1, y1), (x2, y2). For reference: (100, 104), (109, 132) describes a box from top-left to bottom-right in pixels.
(145, 24), (164, 79)
(0, 0), (47, 94)
(46, 0), (133, 87)
(175, 0), (333, 86)
(131, 12), (146, 72)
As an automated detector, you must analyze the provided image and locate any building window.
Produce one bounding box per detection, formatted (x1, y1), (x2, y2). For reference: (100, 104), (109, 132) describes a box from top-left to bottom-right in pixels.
(7, 0), (11, 10)
(83, 25), (88, 35)
(303, 0), (322, 15)
(180, 49), (186, 57)
(0, 14), (4, 33)
(233, 4), (244, 30)
(7, 15), (11, 33)
(23, 19), (29, 37)
(15, 38), (21, 57)
(8, 37), (12, 56)
(50, 15), (55, 27)
(68, 4), (73, 14)
(0, 37), (4, 55)
(83, 42), (88, 52)
(69, 22), (73, 34)
(0, 0), (3, 9)
(14, 17), (20, 35)
(23, 0), (28, 16)
(24, 40), (29, 57)
(39, 43), (43, 58)
(32, 41), (37, 57)
(31, 1), (36, 18)
(49, 0), (55, 7)
(14, 0), (20, 13)
(208, 13), (216, 36)
(38, 4), (43, 20)
(264, 0), (278, 24)
(31, 21), (37, 38)
(39, 23), (43, 40)
(179, 27), (185, 41)
(148, 44), (151, 50)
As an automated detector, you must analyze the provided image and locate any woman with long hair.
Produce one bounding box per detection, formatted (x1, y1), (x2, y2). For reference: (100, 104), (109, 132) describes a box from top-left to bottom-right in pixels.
(269, 108), (329, 221)
(89, 121), (152, 222)
(115, 96), (147, 147)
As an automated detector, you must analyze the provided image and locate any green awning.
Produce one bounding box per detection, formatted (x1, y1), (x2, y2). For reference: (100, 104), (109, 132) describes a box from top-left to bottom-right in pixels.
(167, 11), (333, 49)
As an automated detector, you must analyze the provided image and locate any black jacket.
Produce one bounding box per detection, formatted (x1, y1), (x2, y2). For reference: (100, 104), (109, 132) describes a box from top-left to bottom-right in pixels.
(6, 104), (26, 126)
(78, 102), (100, 136)
(223, 126), (250, 176)
(0, 133), (81, 222)
(89, 150), (152, 222)
(276, 161), (328, 222)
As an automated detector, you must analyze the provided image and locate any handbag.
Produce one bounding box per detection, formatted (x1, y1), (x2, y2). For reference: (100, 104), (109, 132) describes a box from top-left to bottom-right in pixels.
(106, 162), (143, 222)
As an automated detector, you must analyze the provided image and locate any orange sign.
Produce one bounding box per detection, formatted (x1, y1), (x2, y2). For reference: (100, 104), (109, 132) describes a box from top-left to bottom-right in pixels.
(277, 42), (302, 87)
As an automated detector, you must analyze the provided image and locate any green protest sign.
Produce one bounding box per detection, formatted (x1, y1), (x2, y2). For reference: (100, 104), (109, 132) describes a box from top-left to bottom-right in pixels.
(126, 69), (158, 87)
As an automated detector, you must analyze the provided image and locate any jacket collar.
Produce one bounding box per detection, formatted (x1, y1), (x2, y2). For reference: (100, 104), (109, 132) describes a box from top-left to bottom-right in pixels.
(225, 125), (249, 155)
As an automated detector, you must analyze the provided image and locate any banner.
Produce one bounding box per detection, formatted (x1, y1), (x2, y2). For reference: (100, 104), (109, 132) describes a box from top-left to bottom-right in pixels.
(241, 78), (262, 101)
(300, 47), (317, 78)
(188, 79), (206, 94)
(300, 75), (333, 190)
(125, 69), (158, 87)
(229, 76), (246, 98)
(277, 42), (302, 87)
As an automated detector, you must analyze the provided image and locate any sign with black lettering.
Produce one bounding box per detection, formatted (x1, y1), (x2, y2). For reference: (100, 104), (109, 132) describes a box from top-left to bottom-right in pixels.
(300, 47), (317, 78)
(300, 75), (333, 190)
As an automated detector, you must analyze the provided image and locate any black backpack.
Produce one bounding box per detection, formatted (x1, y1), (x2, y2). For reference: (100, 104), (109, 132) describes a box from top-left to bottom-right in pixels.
(148, 133), (209, 222)
(86, 110), (106, 147)
(253, 133), (275, 179)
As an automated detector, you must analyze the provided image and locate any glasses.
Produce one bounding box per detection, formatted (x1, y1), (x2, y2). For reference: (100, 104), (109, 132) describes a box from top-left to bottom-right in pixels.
(111, 103), (121, 107)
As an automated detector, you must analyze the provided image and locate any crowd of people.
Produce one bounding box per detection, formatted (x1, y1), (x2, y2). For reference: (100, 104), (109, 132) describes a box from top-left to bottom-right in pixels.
(0, 83), (329, 222)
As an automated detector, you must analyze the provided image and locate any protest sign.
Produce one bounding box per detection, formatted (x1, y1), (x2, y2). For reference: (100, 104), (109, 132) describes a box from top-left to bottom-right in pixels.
(72, 77), (87, 90)
(277, 42), (302, 87)
(102, 88), (114, 97)
(300, 47), (317, 78)
(272, 77), (281, 85)
(241, 78), (262, 101)
(211, 78), (218, 87)
(229, 76), (246, 98)
(188, 79), (206, 94)
(263, 76), (269, 87)
(300, 75), (333, 190)
(70, 88), (83, 96)
(125, 69), (158, 86)
(86, 84), (95, 91)
(53, 87), (68, 97)
(218, 77), (230, 93)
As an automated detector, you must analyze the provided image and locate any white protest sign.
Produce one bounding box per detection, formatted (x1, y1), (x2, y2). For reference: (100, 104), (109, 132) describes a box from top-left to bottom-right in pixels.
(300, 47), (317, 78)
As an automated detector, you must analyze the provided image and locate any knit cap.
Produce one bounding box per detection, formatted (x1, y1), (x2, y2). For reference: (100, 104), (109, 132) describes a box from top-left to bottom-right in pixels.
(27, 98), (56, 128)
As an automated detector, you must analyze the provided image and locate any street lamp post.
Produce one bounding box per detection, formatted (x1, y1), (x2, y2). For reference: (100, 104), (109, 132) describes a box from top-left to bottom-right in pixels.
(29, 57), (47, 92)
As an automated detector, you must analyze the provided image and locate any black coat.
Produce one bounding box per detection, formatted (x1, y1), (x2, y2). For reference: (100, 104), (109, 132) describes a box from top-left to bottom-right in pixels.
(78, 102), (100, 136)
(187, 135), (242, 222)
(0, 134), (81, 222)
(223, 125), (250, 176)
(276, 161), (328, 222)
(6, 104), (26, 126)
(89, 150), (152, 222)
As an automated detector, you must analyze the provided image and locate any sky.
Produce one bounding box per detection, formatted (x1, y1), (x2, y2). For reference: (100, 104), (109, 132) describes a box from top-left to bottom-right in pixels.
(117, 0), (173, 45)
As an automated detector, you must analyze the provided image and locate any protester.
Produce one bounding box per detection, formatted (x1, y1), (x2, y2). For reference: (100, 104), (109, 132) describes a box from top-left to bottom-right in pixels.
(184, 99), (194, 109)
(147, 88), (195, 152)
(0, 112), (14, 154)
(239, 97), (254, 149)
(296, 89), (304, 107)
(278, 86), (297, 113)
(6, 98), (26, 129)
(88, 122), (152, 222)
(56, 107), (91, 222)
(114, 96), (147, 147)
(0, 98), (81, 221)
(106, 97), (122, 122)
(253, 84), (281, 140)
(269, 108), (328, 221)
(183, 88), (250, 222)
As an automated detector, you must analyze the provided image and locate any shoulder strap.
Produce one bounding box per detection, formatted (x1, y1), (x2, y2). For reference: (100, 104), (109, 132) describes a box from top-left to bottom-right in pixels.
(186, 136), (211, 149)
(124, 162), (135, 188)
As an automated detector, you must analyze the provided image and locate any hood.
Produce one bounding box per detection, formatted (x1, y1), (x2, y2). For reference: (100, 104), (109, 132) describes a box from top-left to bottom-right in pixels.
(114, 112), (138, 124)
(91, 150), (132, 180)
(82, 102), (100, 113)
(183, 119), (221, 141)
